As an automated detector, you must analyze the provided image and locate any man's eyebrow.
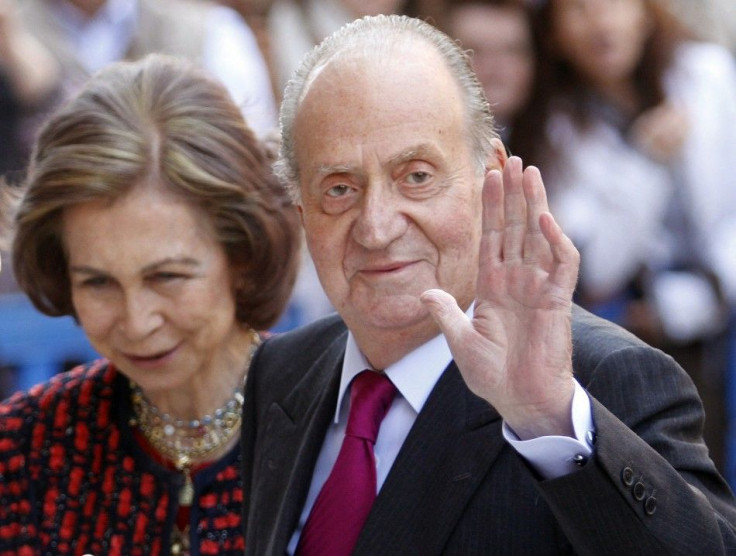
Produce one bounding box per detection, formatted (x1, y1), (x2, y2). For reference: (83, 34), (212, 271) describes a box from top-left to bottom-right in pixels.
(315, 163), (355, 178)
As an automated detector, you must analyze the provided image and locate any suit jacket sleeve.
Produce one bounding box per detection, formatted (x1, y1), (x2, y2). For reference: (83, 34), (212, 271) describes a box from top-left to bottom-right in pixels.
(535, 308), (736, 553)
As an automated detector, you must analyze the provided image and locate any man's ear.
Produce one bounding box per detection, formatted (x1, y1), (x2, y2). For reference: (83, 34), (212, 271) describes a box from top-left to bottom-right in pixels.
(486, 137), (508, 171)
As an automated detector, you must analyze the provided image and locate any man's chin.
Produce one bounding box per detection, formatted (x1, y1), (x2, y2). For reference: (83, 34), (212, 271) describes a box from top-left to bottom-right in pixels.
(343, 296), (434, 332)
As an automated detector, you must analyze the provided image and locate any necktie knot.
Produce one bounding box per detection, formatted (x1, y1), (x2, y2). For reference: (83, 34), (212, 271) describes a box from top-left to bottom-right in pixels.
(345, 370), (397, 443)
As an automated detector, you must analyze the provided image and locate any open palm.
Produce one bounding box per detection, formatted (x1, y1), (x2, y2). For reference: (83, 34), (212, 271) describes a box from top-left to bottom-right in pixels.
(422, 156), (580, 439)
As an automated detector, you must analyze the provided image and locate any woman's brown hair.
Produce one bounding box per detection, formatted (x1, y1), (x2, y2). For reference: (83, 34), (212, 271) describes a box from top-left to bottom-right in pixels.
(12, 54), (300, 330)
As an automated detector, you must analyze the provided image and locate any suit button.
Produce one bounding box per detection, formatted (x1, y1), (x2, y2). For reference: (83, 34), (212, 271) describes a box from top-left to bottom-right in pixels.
(644, 496), (657, 515)
(621, 466), (635, 486)
(633, 481), (646, 501)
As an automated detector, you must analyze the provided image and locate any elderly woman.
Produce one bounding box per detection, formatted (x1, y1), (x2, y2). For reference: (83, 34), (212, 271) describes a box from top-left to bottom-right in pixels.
(0, 54), (300, 554)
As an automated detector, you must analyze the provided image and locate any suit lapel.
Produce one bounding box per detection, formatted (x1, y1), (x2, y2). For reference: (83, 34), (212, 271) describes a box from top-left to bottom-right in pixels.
(355, 363), (505, 554)
(251, 332), (346, 555)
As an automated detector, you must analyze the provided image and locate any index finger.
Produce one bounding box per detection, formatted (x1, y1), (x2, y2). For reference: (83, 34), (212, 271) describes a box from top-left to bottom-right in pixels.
(481, 167), (504, 265)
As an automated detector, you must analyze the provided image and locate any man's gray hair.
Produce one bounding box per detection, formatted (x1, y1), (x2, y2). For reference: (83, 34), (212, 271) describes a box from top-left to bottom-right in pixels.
(275, 14), (499, 203)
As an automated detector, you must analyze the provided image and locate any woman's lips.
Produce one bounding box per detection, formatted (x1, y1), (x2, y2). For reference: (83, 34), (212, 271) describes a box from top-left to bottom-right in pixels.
(122, 344), (179, 368)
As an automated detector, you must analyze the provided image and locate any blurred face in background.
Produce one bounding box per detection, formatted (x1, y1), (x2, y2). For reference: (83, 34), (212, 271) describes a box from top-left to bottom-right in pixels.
(450, 3), (535, 128)
(550, 0), (652, 91)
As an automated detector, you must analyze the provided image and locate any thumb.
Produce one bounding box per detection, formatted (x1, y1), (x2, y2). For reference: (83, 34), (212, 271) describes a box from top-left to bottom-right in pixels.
(420, 288), (472, 346)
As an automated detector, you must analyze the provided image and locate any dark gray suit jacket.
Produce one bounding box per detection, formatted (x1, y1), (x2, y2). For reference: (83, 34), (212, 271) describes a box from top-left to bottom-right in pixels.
(242, 306), (736, 554)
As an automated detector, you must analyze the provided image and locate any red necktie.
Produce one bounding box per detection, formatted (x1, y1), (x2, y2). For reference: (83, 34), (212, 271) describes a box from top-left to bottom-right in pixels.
(296, 370), (397, 556)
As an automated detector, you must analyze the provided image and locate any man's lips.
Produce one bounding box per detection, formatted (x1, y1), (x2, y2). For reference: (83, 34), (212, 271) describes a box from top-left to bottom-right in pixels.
(357, 260), (417, 276)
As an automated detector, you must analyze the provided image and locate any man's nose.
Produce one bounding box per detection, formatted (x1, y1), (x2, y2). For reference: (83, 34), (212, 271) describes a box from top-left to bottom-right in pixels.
(351, 183), (409, 249)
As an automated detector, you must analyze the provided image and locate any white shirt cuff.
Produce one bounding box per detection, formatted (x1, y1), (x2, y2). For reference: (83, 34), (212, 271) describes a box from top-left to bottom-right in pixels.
(502, 380), (595, 480)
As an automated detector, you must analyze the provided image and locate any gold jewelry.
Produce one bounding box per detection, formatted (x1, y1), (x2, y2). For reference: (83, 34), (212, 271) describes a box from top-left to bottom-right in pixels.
(129, 330), (259, 506)
(170, 525), (190, 555)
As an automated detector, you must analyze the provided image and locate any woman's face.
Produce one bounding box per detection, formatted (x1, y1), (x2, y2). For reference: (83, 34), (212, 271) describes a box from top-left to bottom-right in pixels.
(551, 0), (652, 89)
(62, 185), (250, 396)
(450, 4), (535, 126)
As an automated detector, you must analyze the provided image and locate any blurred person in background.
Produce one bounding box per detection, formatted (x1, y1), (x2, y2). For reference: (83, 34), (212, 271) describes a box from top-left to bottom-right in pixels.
(513, 0), (736, 475)
(205, 0), (280, 102)
(0, 54), (300, 554)
(17, 0), (278, 137)
(447, 0), (535, 144)
(0, 0), (59, 300)
(659, 0), (736, 54)
(0, 0), (58, 185)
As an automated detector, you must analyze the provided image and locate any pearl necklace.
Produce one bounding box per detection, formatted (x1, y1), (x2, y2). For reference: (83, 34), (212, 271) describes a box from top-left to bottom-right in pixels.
(129, 331), (258, 506)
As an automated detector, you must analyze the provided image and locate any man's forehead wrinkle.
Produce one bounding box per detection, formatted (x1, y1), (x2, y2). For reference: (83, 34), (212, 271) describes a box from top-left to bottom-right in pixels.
(388, 145), (440, 166)
(298, 51), (364, 107)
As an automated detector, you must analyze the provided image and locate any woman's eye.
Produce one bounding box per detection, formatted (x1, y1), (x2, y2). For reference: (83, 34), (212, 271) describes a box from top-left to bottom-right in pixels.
(149, 272), (185, 283)
(80, 276), (110, 288)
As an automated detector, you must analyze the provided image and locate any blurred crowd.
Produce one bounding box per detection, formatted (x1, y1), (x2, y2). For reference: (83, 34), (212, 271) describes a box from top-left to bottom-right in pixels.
(2, 0), (736, 485)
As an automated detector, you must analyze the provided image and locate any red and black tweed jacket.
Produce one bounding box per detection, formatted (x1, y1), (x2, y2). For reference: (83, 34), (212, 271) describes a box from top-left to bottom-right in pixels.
(0, 360), (245, 555)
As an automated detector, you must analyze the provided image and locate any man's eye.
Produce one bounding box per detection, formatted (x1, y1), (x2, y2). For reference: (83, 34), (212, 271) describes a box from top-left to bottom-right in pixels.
(326, 184), (352, 197)
(406, 171), (430, 185)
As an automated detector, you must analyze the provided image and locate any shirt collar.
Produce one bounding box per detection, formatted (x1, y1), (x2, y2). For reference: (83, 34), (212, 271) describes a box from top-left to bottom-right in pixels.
(334, 303), (474, 423)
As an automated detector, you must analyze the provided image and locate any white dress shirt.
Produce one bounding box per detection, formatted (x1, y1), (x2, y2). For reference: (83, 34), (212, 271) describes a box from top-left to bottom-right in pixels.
(288, 307), (594, 553)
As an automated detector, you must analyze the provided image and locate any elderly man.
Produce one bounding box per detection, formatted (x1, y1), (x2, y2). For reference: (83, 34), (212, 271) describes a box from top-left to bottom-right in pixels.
(241, 14), (736, 555)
